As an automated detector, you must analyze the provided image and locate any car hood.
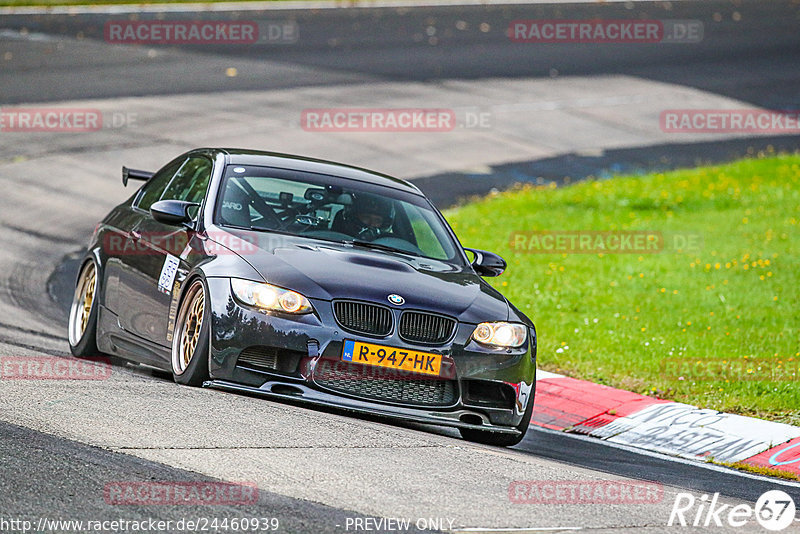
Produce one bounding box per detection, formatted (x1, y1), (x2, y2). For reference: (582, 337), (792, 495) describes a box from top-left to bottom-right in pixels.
(214, 228), (511, 323)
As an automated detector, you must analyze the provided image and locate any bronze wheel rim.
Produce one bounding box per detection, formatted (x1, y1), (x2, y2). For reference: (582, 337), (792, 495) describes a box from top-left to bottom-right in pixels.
(68, 262), (96, 346)
(172, 281), (205, 375)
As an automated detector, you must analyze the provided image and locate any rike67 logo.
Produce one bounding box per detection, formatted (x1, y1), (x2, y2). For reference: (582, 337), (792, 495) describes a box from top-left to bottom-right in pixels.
(669, 490), (797, 531)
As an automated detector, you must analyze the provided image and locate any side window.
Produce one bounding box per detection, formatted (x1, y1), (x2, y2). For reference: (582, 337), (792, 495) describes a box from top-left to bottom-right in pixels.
(161, 157), (213, 206)
(135, 158), (186, 212)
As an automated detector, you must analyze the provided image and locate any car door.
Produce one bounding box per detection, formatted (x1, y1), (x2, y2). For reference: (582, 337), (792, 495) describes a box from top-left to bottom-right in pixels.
(117, 156), (213, 347)
(105, 156), (185, 318)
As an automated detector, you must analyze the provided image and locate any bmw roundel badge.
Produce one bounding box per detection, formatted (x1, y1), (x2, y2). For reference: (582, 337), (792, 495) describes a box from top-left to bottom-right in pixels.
(387, 294), (405, 305)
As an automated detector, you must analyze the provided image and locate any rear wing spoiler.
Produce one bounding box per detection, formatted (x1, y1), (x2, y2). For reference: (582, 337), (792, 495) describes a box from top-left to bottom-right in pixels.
(122, 166), (154, 187)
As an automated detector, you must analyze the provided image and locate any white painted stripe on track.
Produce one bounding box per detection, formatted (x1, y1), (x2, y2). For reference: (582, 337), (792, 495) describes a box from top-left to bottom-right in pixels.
(448, 528), (582, 533)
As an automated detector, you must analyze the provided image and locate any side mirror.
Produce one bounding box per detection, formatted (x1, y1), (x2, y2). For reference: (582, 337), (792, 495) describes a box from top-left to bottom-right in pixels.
(464, 248), (506, 277)
(151, 200), (199, 226)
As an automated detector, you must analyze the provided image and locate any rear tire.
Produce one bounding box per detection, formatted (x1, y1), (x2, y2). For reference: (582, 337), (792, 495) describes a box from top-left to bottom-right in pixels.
(171, 278), (210, 386)
(68, 260), (100, 357)
(459, 387), (535, 447)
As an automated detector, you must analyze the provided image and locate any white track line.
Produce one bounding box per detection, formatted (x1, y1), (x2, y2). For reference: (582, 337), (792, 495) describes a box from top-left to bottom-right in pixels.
(449, 528), (582, 533)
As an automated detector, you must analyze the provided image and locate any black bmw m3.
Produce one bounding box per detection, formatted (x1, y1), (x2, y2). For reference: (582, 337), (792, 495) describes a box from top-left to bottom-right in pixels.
(68, 148), (537, 446)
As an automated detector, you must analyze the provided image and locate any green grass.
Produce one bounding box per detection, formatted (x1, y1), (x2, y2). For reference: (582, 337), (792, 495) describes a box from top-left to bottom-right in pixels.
(719, 461), (800, 482)
(445, 152), (800, 424)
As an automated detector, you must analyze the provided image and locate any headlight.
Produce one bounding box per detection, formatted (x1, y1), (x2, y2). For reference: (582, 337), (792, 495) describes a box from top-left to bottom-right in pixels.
(472, 322), (527, 348)
(231, 279), (313, 314)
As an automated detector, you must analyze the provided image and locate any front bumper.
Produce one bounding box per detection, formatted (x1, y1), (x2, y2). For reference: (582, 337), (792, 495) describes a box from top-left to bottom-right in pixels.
(204, 380), (523, 435)
(204, 277), (536, 432)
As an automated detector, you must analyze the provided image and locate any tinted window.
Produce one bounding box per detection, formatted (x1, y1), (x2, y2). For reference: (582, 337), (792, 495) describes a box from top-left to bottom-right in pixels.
(161, 156), (213, 206)
(135, 157), (185, 212)
(216, 166), (461, 263)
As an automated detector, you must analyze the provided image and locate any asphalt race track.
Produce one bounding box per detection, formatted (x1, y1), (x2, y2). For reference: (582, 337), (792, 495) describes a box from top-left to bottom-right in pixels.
(1, 0), (800, 531)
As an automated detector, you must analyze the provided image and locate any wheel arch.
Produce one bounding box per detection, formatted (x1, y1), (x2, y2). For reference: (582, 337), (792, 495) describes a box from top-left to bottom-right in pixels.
(171, 270), (212, 359)
(79, 247), (108, 305)
(170, 271), (213, 385)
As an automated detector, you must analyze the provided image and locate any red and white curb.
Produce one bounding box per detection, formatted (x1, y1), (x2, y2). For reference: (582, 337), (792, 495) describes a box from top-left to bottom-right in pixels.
(532, 370), (800, 477)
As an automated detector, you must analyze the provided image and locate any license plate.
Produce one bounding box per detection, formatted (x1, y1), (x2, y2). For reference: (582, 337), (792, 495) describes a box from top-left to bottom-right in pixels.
(342, 340), (442, 376)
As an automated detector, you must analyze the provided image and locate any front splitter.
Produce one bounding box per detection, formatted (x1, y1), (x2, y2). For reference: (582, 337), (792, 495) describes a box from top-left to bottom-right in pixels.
(203, 379), (520, 436)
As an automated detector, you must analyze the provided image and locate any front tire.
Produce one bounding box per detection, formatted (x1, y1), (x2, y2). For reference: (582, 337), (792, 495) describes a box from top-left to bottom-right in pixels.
(171, 278), (210, 386)
(68, 260), (100, 357)
(459, 387), (535, 447)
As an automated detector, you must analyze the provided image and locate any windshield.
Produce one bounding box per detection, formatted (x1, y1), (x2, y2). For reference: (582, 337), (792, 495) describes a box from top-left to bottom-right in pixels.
(215, 165), (463, 264)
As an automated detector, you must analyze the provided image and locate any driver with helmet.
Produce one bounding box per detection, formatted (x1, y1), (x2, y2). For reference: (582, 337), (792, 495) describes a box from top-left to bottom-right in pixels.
(337, 193), (395, 241)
